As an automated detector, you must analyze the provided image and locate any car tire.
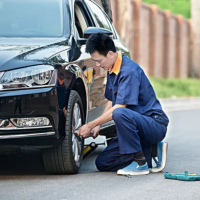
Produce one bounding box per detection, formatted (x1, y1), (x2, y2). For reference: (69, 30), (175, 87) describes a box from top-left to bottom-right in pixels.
(42, 90), (85, 174)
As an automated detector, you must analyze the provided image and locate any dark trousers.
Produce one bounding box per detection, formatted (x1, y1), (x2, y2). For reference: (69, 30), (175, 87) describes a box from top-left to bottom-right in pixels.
(96, 108), (167, 171)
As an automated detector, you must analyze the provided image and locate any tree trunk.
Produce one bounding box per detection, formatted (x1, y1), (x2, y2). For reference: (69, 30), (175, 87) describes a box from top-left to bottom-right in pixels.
(94, 0), (112, 21)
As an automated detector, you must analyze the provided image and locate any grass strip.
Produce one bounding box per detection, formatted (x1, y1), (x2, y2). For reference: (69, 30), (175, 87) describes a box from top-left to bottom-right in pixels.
(142, 0), (191, 18)
(150, 78), (200, 98)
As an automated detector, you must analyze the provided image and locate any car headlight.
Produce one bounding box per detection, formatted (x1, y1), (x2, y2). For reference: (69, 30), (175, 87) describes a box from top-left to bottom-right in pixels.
(0, 65), (56, 90)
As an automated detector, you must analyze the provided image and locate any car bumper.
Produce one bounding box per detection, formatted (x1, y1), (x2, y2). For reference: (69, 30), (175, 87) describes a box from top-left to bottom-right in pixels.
(0, 87), (64, 148)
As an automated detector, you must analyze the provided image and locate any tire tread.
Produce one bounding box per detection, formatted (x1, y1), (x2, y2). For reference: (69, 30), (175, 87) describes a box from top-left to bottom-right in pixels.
(42, 90), (84, 174)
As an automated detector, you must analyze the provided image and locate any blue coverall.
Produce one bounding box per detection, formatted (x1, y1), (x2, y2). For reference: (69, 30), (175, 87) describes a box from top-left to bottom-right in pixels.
(95, 53), (169, 171)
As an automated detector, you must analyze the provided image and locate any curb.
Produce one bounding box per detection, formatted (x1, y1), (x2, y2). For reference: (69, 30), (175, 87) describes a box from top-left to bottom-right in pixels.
(160, 97), (200, 112)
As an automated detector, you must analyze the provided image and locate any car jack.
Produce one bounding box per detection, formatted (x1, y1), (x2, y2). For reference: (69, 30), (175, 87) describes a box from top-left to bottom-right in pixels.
(83, 141), (106, 159)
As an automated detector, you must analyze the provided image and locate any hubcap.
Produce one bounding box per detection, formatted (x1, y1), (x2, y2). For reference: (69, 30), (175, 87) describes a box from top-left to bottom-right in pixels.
(71, 103), (82, 162)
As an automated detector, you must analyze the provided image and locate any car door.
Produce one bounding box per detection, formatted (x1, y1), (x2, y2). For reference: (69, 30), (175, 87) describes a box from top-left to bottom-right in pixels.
(85, 0), (130, 135)
(72, 0), (107, 123)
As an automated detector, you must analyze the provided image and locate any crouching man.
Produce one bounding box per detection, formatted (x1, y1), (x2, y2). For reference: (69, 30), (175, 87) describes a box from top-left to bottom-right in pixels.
(76, 34), (169, 175)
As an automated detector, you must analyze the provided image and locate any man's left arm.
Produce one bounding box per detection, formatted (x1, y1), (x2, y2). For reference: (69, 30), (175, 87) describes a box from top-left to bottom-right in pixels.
(76, 104), (126, 138)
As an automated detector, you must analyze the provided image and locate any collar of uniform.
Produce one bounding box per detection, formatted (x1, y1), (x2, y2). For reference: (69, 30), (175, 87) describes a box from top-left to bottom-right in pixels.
(109, 52), (122, 75)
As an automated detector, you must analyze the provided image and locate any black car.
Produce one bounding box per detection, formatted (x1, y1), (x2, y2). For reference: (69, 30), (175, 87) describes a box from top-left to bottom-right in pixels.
(0, 0), (130, 174)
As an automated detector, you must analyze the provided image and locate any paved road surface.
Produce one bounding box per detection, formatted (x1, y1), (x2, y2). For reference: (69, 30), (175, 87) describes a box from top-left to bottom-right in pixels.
(1, 109), (200, 200)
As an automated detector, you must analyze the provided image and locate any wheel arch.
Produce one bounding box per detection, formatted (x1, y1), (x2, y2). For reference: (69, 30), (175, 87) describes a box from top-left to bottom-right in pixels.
(71, 77), (87, 123)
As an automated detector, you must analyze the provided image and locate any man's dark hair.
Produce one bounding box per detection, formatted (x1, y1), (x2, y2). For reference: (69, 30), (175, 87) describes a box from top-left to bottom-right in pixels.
(85, 33), (116, 56)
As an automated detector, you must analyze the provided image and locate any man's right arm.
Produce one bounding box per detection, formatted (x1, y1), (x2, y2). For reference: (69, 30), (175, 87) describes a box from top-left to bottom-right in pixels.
(102, 100), (113, 114)
(91, 100), (112, 138)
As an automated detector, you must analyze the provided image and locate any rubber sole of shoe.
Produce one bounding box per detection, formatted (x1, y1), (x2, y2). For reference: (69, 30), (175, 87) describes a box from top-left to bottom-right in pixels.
(151, 142), (168, 173)
(117, 170), (150, 176)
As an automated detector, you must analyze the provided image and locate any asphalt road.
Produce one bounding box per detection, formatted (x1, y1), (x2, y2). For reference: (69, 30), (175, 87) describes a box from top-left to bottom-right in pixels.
(1, 109), (200, 200)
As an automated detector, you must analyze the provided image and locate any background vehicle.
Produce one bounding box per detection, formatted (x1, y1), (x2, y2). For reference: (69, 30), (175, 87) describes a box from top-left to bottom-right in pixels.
(0, 0), (129, 174)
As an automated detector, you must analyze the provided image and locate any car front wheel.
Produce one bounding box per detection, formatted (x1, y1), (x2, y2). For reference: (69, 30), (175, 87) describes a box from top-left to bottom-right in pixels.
(42, 90), (85, 174)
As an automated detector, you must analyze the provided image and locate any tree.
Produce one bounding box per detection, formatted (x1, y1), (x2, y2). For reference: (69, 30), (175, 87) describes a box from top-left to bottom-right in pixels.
(94, 0), (112, 21)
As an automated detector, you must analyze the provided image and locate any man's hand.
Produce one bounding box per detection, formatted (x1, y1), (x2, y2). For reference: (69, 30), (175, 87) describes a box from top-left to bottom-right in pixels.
(76, 123), (93, 138)
(91, 125), (100, 139)
(75, 102), (125, 138)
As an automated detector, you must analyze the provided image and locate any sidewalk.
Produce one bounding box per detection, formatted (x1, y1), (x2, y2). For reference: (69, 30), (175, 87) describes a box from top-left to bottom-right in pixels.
(160, 97), (200, 112)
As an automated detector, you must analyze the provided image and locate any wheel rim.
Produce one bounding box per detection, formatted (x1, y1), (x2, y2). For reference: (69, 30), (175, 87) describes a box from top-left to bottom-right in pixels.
(71, 103), (82, 162)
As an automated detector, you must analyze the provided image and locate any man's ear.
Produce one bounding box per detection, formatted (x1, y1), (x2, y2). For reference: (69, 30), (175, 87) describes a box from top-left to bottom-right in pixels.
(107, 51), (115, 58)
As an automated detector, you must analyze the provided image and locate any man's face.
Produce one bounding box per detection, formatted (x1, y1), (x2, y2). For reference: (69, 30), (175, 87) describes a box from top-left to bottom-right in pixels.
(90, 51), (115, 71)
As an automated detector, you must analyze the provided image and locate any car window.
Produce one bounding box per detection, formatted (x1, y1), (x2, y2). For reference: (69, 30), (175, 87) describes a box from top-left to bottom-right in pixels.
(86, 1), (112, 31)
(104, 14), (118, 39)
(74, 1), (93, 38)
(0, 0), (64, 37)
(74, 6), (86, 38)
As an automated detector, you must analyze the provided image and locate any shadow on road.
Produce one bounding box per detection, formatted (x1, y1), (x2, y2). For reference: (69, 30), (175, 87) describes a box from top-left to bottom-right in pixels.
(0, 145), (104, 177)
(0, 149), (47, 176)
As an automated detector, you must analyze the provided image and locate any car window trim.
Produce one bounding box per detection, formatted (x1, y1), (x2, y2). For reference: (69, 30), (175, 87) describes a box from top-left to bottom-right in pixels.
(86, 0), (117, 39)
(104, 13), (117, 39)
(75, 0), (95, 27)
(88, 0), (112, 22)
(64, 0), (72, 38)
(81, 0), (96, 26)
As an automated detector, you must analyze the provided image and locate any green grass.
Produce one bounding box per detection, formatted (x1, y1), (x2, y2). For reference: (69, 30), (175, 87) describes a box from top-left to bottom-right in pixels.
(149, 78), (200, 98)
(142, 0), (191, 18)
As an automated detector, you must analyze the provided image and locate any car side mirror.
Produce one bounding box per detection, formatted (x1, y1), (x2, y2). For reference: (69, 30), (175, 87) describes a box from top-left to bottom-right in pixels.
(68, 36), (81, 62)
(77, 27), (113, 46)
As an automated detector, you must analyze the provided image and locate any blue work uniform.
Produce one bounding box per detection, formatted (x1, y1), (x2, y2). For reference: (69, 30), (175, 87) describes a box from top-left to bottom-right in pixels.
(96, 53), (169, 171)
